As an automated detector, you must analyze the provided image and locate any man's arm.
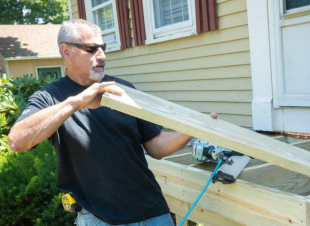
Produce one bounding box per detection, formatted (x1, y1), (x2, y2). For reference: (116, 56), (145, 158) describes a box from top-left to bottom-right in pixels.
(143, 132), (193, 160)
(8, 82), (122, 153)
(143, 112), (218, 159)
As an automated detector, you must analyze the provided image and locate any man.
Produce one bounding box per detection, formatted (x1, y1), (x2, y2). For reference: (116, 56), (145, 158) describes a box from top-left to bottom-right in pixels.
(8, 19), (217, 225)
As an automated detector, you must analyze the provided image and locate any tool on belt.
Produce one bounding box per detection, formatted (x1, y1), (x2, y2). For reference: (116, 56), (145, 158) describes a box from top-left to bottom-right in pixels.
(62, 193), (82, 213)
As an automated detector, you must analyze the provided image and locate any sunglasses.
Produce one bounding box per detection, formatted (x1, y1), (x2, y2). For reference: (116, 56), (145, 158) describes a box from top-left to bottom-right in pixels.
(62, 42), (107, 54)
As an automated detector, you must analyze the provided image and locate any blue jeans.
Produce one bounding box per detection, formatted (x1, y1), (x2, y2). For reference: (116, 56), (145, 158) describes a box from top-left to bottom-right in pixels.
(75, 209), (174, 226)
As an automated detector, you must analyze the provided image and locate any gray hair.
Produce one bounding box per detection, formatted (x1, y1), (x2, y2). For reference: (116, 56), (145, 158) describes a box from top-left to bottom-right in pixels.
(58, 19), (101, 57)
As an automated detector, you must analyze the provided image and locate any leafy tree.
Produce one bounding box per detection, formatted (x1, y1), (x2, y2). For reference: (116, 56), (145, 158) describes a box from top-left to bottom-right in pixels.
(0, 0), (68, 24)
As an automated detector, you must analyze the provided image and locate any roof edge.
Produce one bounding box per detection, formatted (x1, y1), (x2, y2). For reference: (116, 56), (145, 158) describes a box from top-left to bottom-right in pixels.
(4, 55), (62, 61)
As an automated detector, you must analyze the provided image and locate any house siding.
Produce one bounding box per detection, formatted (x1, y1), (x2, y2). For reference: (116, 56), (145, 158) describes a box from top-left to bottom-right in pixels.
(71, 0), (79, 19)
(8, 58), (65, 79)
(0, 54), (5, 74)
(71, 0), (252, 128)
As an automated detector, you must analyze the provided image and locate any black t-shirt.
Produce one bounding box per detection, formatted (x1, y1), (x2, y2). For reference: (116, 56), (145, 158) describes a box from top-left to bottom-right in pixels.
(17, 75), (169, 224)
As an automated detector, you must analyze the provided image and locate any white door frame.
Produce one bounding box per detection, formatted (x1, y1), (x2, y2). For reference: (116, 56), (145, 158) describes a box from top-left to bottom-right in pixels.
(247, 0), (275, 131)
(247, 0), (310, 133)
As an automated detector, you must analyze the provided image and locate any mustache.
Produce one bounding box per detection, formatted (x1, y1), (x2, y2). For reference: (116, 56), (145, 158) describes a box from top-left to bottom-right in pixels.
(92, 61), (106, 67)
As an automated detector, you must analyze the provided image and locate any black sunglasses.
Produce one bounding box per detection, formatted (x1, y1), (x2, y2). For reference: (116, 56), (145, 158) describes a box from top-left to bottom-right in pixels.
(62, 42), (106, 53)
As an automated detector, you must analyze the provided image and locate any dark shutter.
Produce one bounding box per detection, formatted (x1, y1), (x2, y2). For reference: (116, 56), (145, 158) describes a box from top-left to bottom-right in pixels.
(116, 0), (131, 49)
(77, 0), (86, 20)
(129, 0), (146, 46)
(196, 0), (217, 33)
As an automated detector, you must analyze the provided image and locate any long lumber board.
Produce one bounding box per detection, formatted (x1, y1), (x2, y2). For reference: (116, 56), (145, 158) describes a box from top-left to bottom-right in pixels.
(101, 84), (310, 177)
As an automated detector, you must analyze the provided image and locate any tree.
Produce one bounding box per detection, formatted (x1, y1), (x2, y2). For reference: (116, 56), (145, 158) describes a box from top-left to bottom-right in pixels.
(0, 0), (68, 25)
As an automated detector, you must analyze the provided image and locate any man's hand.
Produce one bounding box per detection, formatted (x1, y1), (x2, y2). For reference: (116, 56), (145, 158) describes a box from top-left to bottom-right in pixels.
(76, 82), (123, 110)
(210, 112), (218, 119)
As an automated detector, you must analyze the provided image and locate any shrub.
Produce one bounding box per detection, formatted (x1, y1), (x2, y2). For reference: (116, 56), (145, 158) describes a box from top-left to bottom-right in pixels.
(0, 74), (76, 225)
(0, 141), (75, 226)
(0, 74), (56, 134)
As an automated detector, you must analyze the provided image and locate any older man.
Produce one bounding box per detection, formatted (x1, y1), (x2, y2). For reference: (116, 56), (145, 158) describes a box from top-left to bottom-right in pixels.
(9, 19), (216, 225)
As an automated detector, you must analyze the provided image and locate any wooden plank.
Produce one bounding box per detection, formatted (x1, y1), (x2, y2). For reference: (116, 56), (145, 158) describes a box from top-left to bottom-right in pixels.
(243, 163), (271, 172)
(166, 195), (242, 226)
(175, 214), (189, 226)
(239, 165), (310, 196)
(147, 157), (307, 226)
(291, 140), (310, 151)
(101, 84), (310, 177)
(163, 152), (192, 160)
(272, 135), (287, 142)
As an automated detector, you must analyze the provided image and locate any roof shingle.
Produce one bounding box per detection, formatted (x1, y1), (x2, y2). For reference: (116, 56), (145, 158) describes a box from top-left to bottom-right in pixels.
(0, 24), (61, 58)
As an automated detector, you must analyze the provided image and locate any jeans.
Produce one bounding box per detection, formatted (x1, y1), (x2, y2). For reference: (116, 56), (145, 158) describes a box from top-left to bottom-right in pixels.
(75, 209), (174, 226)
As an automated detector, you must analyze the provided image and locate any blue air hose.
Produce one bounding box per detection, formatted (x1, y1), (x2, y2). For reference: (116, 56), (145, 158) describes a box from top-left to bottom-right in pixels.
(179, 158), (223, 226)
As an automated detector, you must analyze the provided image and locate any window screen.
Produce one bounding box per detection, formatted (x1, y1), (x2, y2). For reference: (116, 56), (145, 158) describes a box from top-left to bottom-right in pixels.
(93, 4), (115, 31)
(153, 0), (189, 29)
(91, 0), (116, 44)
(286, 0), (310, 10)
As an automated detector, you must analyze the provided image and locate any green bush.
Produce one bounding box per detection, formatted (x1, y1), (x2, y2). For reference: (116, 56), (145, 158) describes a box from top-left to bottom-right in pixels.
(0, 141), (75, 226)
(0, 74), (56, 134)
(0, 74), (76, 226)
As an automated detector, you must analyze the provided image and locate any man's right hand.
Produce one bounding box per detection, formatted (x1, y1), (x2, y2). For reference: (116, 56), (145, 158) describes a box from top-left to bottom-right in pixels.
(75, 82), (123, 110)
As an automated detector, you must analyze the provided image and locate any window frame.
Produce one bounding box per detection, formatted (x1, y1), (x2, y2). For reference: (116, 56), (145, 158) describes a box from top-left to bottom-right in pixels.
(282, 0), (310, 17)
(35, 65), (64, 80)
(85, 0), (121, 52)
(142, 0), (197, 44)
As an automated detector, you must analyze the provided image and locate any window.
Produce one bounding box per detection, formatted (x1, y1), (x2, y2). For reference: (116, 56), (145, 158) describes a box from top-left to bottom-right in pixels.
(285, 0), (310, 10)
(143, 0), (196, 44)
(36, 66), (64, 80)
(283, 0), (310, 15)
(153, 0), (189, 30)
(85, 0), (121, 52)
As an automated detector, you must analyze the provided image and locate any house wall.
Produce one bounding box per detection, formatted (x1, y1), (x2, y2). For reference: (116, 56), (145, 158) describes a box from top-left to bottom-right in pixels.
(7, 58), (66, 79)
(71, 0), (252, 128)
(0, 54), (5, 74)
(71, 0), (79, 19)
